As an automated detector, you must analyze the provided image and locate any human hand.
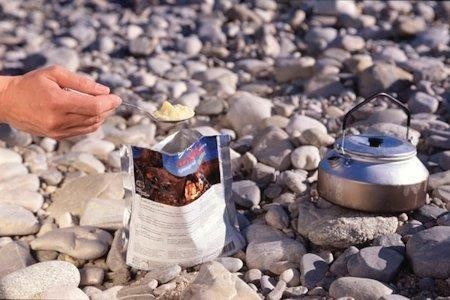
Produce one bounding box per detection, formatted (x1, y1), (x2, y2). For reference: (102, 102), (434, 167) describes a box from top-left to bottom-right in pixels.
(0, 65), (122, 139)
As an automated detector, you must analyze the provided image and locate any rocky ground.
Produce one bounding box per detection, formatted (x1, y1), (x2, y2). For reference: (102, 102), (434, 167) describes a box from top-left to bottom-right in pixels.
(0, 0), (449, 299)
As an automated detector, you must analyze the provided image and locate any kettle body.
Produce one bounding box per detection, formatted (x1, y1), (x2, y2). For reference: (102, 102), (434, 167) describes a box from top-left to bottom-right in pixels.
(317, 93), (429, 213)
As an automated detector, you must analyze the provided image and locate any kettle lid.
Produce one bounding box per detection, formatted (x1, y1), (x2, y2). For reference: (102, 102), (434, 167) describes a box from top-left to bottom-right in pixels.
(336, 134), (416, 160)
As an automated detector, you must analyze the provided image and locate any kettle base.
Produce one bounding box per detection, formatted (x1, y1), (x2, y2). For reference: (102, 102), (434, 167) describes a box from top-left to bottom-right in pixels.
(317, 171), (428, 213)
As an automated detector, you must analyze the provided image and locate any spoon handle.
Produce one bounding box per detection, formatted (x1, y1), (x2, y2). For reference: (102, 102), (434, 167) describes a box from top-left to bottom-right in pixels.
(122, 101), (158, 122)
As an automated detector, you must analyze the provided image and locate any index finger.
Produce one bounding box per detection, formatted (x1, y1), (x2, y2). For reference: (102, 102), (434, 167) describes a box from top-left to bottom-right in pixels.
(61, 89), (122, 116)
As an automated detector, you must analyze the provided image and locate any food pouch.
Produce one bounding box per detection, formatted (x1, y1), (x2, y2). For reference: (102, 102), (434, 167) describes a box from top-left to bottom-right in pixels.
(121, 129), (245, 269)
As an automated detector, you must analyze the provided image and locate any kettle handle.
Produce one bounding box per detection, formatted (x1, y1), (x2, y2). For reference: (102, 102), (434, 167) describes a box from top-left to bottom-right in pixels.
(340, 92), (411, 154)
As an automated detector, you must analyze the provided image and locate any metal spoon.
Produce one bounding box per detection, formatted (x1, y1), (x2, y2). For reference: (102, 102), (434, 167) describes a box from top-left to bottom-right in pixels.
(63, 88), (193, 123)
(122, 101), (194, 123)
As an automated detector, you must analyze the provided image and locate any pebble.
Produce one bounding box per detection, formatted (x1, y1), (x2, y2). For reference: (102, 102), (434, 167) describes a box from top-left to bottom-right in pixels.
(246, 238), (306, 271)
(215, 257), (243, 273)
(290, 146), (321, 171)
(0, 148), (22, 165)
(372, 233), (405, 255)
(0, 190), (43, 212)
(252, 127), (293, 170)
(244, 269), (262, 284)
(45, 47), (80, 72)
(0, 203), (40, 236)
(72, 153), (105, 174)
(278, 170), (307, 194)
(279, 268), (301, 287)
(267, 279), (287, 300)
(265, 205), (290, 229)
(80, 266), (105, 286)
(300, 253), (328, 289)
(0, 163), (28, 181)
(79, 197), (125, 230)
(286, 115), (327, 136)
(406, 226), (450, 278)
(347, 246), (404, 282)
(0, 241), (35, 277)
(181, 261), (260, 300)
(232, 180), (261, 208)
(71, 139), (115, 160)
(297, 200), (398, 248)
(226, 91), (272, 135)
(30, 226), (113, 260)
(34, 286), (89, 300)
(0, 261), (80, 299)
(330, 246), (359, 277)
(260, 275), (276, 295)
(409, 92), (439, 114)
(298, 128), (335, 147)
(329, 277), (393, 300)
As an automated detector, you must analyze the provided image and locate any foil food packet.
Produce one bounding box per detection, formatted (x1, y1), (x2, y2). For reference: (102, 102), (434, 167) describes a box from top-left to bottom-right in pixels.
(120, 129), (245, 269)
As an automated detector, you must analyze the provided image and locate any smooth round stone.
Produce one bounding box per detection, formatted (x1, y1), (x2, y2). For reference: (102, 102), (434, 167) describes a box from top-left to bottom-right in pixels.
(286, 115), (327, 136)
(260, 275), (276, 295)
(71, 139), (115, 160)
(215, 257), (243, 273)
(0, 190), (43, 212)
(265, 205), (290, 229)
(0, 174), (40, 192)
(279, 268), (301, 287)
(267, 279), (287, 300)
(232, 180), (261, 208)
(72, 153), (105, 174)
(80, 266), (105, 286)
(35, 286), (88, 300)
(0, 203), (39, 236)
(329, 277), (393, 300)
(0, 148), (22, 165)
(0, 261), (80, 299)
(291, 146), (321, 171)
(39, 137), (57, 152)
(0, 163), (28, 181)
(244, 269), (262, 284)
(300, 253), (328, 289)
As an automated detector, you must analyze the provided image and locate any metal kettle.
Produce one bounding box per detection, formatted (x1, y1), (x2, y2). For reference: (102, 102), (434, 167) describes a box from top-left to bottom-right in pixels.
(317, 93), (429, 213)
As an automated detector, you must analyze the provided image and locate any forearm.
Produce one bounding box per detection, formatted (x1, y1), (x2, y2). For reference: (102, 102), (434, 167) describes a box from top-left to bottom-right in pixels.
(0, 75), (15, 123)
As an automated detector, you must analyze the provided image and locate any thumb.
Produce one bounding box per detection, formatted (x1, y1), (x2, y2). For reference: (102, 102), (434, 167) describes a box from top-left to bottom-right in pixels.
(45, 65), (110, 95)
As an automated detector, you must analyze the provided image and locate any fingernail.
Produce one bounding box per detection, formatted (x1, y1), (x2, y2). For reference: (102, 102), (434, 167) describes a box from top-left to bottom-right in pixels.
(95, 83), (110, 93)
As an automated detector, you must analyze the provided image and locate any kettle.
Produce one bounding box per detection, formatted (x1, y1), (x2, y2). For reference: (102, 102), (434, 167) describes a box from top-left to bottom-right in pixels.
(317, 93), (429, 213)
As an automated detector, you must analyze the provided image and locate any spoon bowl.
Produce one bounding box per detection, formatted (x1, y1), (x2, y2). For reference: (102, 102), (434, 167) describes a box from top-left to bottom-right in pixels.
(122, 101), (194, 123)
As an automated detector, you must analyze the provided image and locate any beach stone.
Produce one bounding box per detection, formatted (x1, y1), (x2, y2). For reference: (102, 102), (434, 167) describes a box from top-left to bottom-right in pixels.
(274, 57), (315, 82)
(267, 279), (287, 300)
(144, 264), (181, 284)
(226, 91), (272, 135)
(265, 205), (290, 229)
(79, 197), (125, 230)
(340, 35), (365, 52)
(34, 286), (88, 300)
(428, 171), (450, 190)
(297, 200), (398, 248)
(329, 277), (393, 300)
(194, 67), (238, 96)
(232, 180), (260, 208)
(406, 226), (450, 278)
(279, 268), (301, 287)
(244, 269), (262, 284)
(84, 286), (122, 300)
(437, 213), (450, 226)
(72, 153), (105, 174)
(279, 170), (307, 194)
(45, 47), (80, 72)
(260, 275), (276, 294)
(71, 139), (115, 160)
(409, 92), (439, 114)
(286, 115), (327, 136)
(215, 257), (243, 273)
(30, 226), (113, 260)
(252, 127), (293, 170)
(298, 128), (335, 147)
(347, 246), (404, 282)
(129, 37), (156, 56)
(291, 146), (321, 171)
(47, 173), (124, 218)
(313, 0), (359, 16)
(0, 174), (39, 192)
(181, 261), (260, 300)
(358, 63), (413, 98)
(372, 233), (405, 255)
(330, 246), (359, 277)
(106, 228), (128, 273)
(0, 203), (39, 236)
(0, 261), (80, 299)
(179, 36), (202, 56)
(0, 241), (35, 277)
(243, 224), (286, 244)
(300, 253), (328, 289)
(0, 163), (27, 181)
(380, 295), (410, 300)
(0, 190), (43, 212)
(246, 238), (306, 271)
(80, 266), (105, 286)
